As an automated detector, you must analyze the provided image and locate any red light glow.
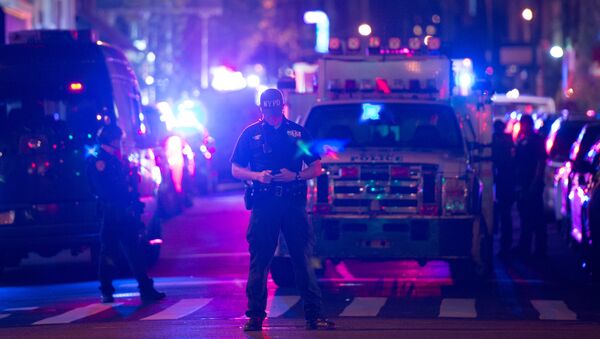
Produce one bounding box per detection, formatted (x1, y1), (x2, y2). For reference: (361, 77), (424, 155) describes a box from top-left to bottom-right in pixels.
(340, 166), (359, 178)
(149, 239), (163, 245)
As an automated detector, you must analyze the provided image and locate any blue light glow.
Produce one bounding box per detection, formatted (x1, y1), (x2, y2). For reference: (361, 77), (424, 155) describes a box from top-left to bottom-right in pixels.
(360, 103), (383, 122)
(85, 145), (99, 158)
(303, 11), (330, 53)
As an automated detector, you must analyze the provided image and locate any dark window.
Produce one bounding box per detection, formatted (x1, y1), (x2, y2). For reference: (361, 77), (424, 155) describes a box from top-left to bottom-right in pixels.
(305, 103), (463, 152)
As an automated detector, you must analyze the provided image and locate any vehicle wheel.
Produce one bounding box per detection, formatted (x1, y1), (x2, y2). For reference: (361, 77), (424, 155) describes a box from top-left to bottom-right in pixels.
(270, 256), (295, 288)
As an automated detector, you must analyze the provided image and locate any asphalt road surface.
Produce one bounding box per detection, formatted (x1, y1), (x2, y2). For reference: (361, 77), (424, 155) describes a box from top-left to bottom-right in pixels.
(1, 193), (600, 338)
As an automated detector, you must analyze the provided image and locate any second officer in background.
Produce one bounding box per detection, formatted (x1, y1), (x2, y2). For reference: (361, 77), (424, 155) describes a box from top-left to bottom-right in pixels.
(88, 123), (166, 303)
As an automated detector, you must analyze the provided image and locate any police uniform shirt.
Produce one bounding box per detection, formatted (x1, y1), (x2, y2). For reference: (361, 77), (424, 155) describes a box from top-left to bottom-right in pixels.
(87, 148), (134, 208)
(515, 133), (546, 187)
(231, 118), (320, 184)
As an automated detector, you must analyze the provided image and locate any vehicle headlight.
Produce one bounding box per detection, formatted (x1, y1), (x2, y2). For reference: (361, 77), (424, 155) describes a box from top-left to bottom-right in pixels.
(442, 177), (468, 215)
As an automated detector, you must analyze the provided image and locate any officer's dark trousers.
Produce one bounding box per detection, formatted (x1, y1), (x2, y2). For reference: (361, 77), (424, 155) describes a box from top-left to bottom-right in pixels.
(99, 206), (153, 295)
(497, 195), (514, 253)
(517, 188), (547, 255)
(246, 194), (322, 320)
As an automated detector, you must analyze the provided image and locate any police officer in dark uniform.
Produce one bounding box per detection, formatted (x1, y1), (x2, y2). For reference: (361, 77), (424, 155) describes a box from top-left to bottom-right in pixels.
(231, 89), (334, 331)
(514, 115), (547, 258)
(88, 123), (166, 303)
(492, 120), (515, 257)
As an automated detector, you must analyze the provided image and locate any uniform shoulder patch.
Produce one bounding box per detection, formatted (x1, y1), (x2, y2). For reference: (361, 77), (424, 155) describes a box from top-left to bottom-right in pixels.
(287, 130), (302, 138)
(95, 160), (106, 172)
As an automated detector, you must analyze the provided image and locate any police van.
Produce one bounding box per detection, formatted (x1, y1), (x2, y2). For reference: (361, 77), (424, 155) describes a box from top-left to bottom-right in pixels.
(0, 30), (165, 274)
(271, 37), (494, 286)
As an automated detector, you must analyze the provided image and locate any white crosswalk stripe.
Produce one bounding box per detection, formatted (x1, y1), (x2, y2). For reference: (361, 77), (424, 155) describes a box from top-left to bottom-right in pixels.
(340, 297), (387, 317)
(141, 298), (212, 320)
(0, 297), (588, 326)
(33, 303), (121, 325)
(4, 307), (39, 312)
(266, 296), (301, 318)
(438, 298), (477, 318)
(530, 300), (577, 320)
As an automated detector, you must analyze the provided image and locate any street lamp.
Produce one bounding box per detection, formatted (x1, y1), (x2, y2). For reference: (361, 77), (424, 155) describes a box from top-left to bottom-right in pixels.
(550, 46), (564, 58)
(358, 23), (372, 37)
(522, 8), (533, 21)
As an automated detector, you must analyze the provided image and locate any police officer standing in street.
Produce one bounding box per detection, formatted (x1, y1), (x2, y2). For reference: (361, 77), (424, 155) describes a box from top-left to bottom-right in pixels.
(231, 89), (335, 331)
(514, 115), (547, 258)
(88, 123), (166, 303)
(492, 120), (515, 258)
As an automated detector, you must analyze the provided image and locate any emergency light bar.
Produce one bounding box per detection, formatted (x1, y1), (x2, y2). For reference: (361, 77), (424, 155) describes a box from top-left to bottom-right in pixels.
(329, 36), (441, 55)
(318, 55), (451, 101)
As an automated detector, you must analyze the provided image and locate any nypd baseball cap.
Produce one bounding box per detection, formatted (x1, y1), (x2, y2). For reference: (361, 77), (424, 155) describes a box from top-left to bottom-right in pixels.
(259, 88), (283, 109)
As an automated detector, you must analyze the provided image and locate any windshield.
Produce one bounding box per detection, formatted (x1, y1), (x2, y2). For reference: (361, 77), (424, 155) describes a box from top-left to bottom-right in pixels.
(304, 103), (464, 152)
(0, 96), (108, 148)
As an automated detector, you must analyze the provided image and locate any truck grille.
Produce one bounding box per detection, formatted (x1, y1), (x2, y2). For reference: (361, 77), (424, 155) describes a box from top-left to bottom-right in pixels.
(327, 164), (438, 214)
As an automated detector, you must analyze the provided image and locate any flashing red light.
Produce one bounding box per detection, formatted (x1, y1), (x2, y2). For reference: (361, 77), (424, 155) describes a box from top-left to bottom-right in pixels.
(31, 162), (37, 169)
(68, 82), (84, 92)
(375, 78), (391, 94)
(340, 166), (359, 179)
(149, 239), (163, 245)
(391, 166), (410, 178)
(368, 36), (381, 49)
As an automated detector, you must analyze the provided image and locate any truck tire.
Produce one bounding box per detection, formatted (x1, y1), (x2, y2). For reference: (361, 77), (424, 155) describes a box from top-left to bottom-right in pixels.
(270, 256), (295, 287)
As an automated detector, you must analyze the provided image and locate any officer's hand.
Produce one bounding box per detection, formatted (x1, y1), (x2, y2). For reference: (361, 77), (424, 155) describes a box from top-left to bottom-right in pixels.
(272, 168), (296, 182)
(255, 170), (273, 184)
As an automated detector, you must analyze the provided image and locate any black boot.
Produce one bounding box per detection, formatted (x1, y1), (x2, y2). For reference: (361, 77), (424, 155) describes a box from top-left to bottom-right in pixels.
(140, 288), (166, 302)
(306, 317), (335, 330)
(243, 317), (263, 331)
(99, 285), (115, 303)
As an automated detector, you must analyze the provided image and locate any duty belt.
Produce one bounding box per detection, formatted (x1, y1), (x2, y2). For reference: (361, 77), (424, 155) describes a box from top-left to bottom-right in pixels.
(254, 184), (304, 197)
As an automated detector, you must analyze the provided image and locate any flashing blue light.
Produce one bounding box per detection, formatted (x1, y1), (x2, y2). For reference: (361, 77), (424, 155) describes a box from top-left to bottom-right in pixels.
(53, 112), (60, 121)
(360, 103), (382, 122)
(458, 73), (473, 89)
(85, 145), (99, 158)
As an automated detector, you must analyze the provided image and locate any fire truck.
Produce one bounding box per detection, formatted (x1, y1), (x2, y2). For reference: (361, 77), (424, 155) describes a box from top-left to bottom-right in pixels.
(270, 38), (494, 286)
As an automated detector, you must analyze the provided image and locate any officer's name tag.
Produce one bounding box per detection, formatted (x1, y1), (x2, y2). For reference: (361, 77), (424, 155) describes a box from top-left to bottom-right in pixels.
(287, 130), (301, 138)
